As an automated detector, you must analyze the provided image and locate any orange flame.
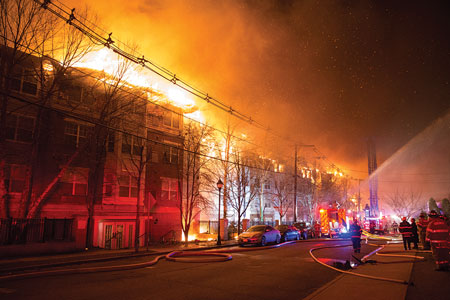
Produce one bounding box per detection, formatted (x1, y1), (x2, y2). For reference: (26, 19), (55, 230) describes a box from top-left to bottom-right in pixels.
(73, 48), (202, 120)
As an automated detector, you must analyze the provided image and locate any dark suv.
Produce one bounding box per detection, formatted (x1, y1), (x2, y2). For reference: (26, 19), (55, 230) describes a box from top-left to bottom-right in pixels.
(293, 222), (313, 239)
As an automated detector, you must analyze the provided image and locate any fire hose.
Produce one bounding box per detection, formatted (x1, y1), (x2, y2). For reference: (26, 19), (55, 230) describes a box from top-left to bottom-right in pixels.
(309, 241), (426, 285)
(0, 240), (297, 282)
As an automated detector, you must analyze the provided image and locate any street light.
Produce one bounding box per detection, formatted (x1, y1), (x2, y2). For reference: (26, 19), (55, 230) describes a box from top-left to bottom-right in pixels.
(216, 179), (224, 245)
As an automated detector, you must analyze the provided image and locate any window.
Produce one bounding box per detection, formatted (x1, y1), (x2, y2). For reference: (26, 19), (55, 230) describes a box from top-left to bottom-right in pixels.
(163, 146), (178, 164)
(107, 131), (115, 153)
(161, 178), (179, 202)
(133, 100), (146, 116)
(65, 85), (83, 103)
(148, 114), (161, 126)
(60, 168), (88, 196)
(163, 111), (180, 129)
(118, 175), (138, 198)
(121, 134), (144, 156)
(264, 180), (271, 190)
(104, 173), (115, 197)
(10, 66), (38, 95)
(64, 121), (89, 148)
(4, 165), (26, 193)
(6, 114), (34, 143)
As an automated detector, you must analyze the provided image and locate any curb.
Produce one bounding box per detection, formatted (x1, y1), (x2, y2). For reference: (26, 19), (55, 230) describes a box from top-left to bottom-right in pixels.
(0, 243), (239, 274)
(0, 238), (343, 274)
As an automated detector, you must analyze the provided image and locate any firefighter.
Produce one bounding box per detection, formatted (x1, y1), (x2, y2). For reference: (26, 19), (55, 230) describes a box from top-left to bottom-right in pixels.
(314, 222), (321, 238)
(349, 219), (362, 253)
(417, 212), (430, 250)
(392, 221), (399, 234)
(410, 218), (419, 250)
(399, 217), (412, 250)
(426, 211), (450, 271)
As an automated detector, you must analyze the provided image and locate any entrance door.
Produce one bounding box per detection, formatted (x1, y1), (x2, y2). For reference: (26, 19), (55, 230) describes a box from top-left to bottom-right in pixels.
(116, 225), (123, 249)
(105, 225), (113, 250)
(128, 225), (133, 248)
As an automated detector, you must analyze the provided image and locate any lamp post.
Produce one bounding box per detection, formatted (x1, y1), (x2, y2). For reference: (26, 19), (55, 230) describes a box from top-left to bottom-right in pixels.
(217, 179), (224, 245)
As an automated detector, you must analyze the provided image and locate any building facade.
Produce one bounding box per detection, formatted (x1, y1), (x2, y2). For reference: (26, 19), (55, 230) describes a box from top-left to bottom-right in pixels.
(1, 52), (184, 252)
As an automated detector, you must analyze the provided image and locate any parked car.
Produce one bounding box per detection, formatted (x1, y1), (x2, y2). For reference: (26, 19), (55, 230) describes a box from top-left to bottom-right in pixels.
(275, 225), (300, 242)
(293, 222), (313, 240)
(238, 225), (281, 246)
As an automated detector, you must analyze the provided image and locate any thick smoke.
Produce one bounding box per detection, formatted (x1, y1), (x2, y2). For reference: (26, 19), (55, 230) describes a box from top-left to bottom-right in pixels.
(64, 0), (450, 197)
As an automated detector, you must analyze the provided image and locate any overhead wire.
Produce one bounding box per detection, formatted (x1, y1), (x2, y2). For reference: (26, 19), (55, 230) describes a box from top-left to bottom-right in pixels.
(3, 90), (297, 177)
(0, 34), (265, 153)
(33, 0), (347, 175)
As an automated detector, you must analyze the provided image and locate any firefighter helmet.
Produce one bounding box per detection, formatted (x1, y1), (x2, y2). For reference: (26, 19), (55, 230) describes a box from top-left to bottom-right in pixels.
(429, 210), (439, 218)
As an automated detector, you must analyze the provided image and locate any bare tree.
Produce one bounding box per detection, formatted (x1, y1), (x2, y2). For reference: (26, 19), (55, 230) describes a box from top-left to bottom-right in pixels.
(82, 54), (138, 248)
(117, 93), (149, 252)
(179, 120), (214, 245)
(217, 122), (236, 220)
(270, 173), (293, 224)
(385, 189), (426, 219)
(253, 156), (274, 223)
(228, 152), (259, 235)
(0, 0), (94, 218)
(0, 0), (55, 218)
(298, 178), (318, 224)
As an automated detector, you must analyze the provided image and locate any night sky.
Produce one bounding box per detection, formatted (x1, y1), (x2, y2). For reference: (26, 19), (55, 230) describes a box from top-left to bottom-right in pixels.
(64, 0), (450, 202)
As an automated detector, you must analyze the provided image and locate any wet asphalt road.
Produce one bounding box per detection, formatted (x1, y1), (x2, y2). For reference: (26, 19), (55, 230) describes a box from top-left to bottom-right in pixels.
(0, 240), (380, 300)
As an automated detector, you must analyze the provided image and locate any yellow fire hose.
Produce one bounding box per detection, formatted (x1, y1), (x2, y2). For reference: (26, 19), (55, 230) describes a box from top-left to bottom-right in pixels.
(361, 230), (393, 241)
(0, 240), (298, 282)
(309, 241), (426, 285)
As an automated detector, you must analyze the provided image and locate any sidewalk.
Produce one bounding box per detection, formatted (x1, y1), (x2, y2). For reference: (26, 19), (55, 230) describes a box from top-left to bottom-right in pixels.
(1, 239), (425, 300)
(304, 243), (421, 300)
(0, 240), (238, 274)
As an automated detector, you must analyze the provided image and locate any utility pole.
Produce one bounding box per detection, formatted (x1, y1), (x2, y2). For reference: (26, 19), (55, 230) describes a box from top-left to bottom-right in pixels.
(294, 145), (298, 223)
(358, 179), (362, 222)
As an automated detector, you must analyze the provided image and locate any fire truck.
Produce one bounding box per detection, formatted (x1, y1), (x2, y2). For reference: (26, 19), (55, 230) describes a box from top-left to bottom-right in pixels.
(319, 208), (347, 237)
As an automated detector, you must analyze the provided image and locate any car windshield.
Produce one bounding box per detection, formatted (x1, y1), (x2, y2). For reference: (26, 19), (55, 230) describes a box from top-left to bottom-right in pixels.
(276, 225), (289, 231)
(247, 226), (266, 232)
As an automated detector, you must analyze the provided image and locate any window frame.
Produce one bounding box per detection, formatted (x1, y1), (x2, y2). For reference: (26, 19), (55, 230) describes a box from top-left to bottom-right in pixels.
(161, 177), (179, 202)
(5, 113), (35, 143)
(64, 120), (90, 148)
(121, 133), (144, 156)
(118, 174), (138, 199)
(163, 145), (179, 164)
(10, 66), (38, 96)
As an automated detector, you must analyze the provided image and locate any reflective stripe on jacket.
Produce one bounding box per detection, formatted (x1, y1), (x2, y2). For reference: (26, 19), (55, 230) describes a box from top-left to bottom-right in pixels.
(399, 221), (412, 237)
(426, 218), (449, 243)
(417, 218), (430, 233)
(350, 224), (362, 238)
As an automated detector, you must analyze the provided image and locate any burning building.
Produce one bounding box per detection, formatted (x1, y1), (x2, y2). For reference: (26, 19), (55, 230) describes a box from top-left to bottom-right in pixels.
(0, 48), (185, 253)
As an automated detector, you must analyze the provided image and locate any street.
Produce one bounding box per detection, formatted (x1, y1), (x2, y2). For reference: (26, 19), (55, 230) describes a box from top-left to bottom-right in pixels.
(0, 240), (365, 300)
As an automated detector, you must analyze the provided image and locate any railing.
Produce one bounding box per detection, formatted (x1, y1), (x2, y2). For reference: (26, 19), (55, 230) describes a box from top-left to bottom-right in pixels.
(160, 230), (176, 244)
(0, 218), (73, 245)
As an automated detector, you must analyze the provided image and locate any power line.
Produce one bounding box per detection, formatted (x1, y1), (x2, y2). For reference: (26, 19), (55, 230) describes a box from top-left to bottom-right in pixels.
(0, 34), (265, 152)
(3, 90), (295, 177)
(33, 0), (347, 175)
